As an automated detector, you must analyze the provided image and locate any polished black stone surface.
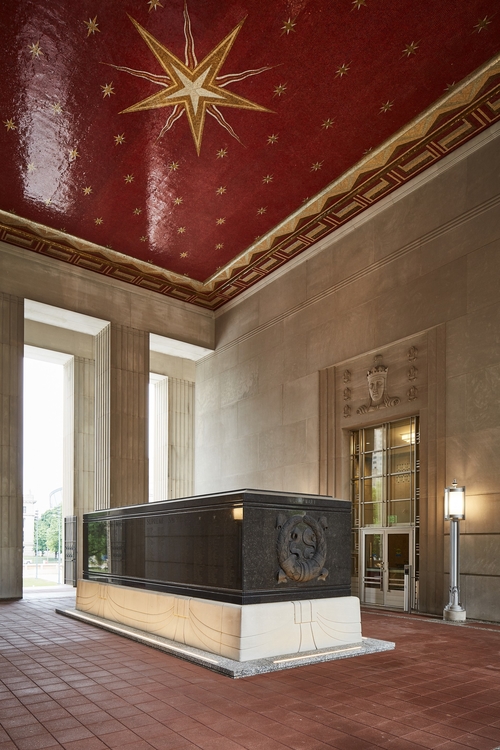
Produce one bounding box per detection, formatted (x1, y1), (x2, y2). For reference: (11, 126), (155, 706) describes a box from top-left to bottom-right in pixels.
(83, 490), (351, 604)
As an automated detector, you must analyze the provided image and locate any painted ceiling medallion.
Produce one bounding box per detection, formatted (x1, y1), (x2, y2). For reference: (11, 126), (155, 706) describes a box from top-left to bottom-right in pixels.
(111, 4), (272, 154)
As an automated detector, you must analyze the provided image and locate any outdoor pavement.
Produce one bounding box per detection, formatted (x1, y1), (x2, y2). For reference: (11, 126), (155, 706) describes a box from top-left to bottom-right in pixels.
(1, 591), (500, 750)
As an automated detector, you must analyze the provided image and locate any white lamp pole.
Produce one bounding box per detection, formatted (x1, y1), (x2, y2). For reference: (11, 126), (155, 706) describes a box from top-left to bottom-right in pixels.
(443, 479), (466, 622)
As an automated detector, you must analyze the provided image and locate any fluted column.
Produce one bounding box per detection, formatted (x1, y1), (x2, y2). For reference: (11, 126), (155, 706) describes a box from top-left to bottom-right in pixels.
(63, 356), (95, 580)
(153, 376), (169, 502)
(0, 293), (23, 599)
(168, 378), (194, 499)
(95, 324), (149, 508)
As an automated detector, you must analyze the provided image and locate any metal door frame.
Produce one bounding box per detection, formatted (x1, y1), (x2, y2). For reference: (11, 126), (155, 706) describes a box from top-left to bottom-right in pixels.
(360, 527), (414, 609)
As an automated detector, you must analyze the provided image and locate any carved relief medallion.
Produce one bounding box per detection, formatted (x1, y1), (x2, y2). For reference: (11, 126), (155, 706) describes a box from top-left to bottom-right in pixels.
(357, 355), (401, 414)
(276, 513), (328, 583)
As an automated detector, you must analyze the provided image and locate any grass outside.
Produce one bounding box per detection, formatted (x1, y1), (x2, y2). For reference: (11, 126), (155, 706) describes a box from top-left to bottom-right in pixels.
(23, 577), (56, 587)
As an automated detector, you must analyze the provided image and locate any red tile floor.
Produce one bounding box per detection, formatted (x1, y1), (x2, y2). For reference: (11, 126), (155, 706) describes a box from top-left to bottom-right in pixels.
(1, 593), (500, 750)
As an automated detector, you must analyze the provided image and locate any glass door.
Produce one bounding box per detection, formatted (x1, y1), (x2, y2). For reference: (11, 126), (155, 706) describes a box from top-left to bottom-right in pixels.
(362, 529), (411, 608)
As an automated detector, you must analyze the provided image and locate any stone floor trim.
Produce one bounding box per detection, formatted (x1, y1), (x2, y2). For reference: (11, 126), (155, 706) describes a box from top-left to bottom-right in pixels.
(56, 605), (395, 679)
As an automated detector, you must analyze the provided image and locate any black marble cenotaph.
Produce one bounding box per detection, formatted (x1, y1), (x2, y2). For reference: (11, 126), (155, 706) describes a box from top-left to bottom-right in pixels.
(83, 489), (351, 604)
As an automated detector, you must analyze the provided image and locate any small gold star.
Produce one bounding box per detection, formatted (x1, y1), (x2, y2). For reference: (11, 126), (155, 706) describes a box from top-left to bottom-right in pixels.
(148, 0), (163, 10)
(94, 217), (103, 225)
(101, 83), (115, 98)
(133, 207), (142, 215)
(445, 82), (456, 92)
(125, 174), (134, 183)
(140, 235), (147, 242)
(217, 148), (228, 158)
(177, 226), (186, 234)
(474, 16), (491, 32)
(180, 251), (188, 258)
(380, 100), (394, 113)
(83, 186), (92, 195)
(352, 0), (366, 8)
(216, 186), (226, 195)
(322, 118), (335, 129)
(267, 134), (279, 144)
(168, 161), (180, 171)
(215, 243), (224, 250)
(336, 63), (350, 78)
(27, 163), (36, 172)
(51, 102), (62, 114)
(402, 41), (419, 57)
(363, 146), (373, 155)
(28, 41), (43, 58)
(4, 118), (16, 131)
(84, 17), (100, 36)
(257, 207), (267, 215)
(114, 133), (125, 145)
(262, 174), (273, 184)
(60, 227), (66, 232)
(69, 148), (79, 160)
(281, 17), (296, 35)
(216, 217), (225, 225)
(173, 196), (183, 205)
(273, 83), (287, 97)
(311, 161), (323, 171)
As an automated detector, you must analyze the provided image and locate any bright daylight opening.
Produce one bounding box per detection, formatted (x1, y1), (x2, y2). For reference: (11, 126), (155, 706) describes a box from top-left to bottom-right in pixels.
(23, 358), (64, 588)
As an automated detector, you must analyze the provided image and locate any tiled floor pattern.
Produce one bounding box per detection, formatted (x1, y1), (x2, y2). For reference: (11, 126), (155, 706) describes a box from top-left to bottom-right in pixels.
(1, 596), (500, 750)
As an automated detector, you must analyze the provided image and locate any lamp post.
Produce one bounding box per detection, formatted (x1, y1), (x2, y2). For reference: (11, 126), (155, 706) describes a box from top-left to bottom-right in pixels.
(443, 479), (466, 622)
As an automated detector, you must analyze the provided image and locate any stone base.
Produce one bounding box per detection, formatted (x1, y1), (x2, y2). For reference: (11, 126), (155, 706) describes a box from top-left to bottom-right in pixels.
(76, 579), (363, 662)
(443, 607), (467, 622)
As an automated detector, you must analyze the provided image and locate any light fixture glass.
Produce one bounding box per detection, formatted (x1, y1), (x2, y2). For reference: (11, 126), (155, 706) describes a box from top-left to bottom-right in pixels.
(444, 479), (465, 520)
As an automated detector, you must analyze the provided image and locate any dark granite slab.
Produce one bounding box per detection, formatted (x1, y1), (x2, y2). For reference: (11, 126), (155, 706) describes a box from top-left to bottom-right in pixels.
(83, 489), (351, 604)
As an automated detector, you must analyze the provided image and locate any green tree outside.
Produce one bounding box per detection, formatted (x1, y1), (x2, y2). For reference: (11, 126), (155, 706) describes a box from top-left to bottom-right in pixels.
(34, 506), (62, 557)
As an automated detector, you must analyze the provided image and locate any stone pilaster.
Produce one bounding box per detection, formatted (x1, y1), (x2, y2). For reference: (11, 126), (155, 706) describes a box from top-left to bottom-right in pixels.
(0, 293), (23, 599)
(153, 376), (168, 502)
(95, 324), (149, 508)
(63, 356), (95, 580)
(168, 378), (194, 499)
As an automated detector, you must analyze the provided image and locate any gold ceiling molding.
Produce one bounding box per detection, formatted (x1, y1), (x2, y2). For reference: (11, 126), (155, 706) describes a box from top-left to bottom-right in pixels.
(1, 54), (499, 310)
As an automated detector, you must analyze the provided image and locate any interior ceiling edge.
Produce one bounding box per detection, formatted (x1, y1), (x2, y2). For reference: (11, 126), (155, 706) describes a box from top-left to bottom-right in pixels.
(2, 62), (499, 311)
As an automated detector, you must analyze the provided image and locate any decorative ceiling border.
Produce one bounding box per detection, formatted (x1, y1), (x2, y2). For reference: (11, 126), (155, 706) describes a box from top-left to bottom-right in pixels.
(1, 54), (499, 311)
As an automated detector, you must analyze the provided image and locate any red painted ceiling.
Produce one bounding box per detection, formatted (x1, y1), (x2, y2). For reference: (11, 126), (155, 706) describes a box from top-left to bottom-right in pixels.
(1, 0), (499, 303)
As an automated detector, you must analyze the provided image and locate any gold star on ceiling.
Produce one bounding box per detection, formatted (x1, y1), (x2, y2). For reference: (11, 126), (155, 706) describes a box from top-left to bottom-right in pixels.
(51, 102), (62, 114)
(352, 0), (366, 8)
(84, 17), (100, 36)
(322, 118), (335, 129)
(216, 217), (225, 225)
(257, 207), (267, 215)
(262, 175), (273, 184)
(101, 83), (115, 98)
(27, 163), (36, 172)
(4, 118), (16, 131)
(445, 82), (456, 91)
(311, 161), (323, 171)
(177, 226), (186, 234)
(125, 174), (134, 183)
(169, 161), (180, 171)
(173, 196), (183, 205)
(148, 0), (163, 10)
(217, 148), (228, 158)
(267, 133), (278, 144)
(140, 235), (147, 242)
(180, 251), (188, 257)
(380, 100), (394, 113)
(69, 148), (79, 160)
(402, 41), (419, 57)
(273, 83), (287, 97)
(94, 217), (103, 225)
(28, 41), (43, 58)
(215, 243), (224, 250)
(114, 133), (125, 145)
(216, 186), (226, 195)
(474, 16), (491, 32)
(133, 208), (142, 215)
(111, 8), (272, 155)
(281, 18), (296, 35)
(83, 186), (92, 195)
(335, 63), (350, 78)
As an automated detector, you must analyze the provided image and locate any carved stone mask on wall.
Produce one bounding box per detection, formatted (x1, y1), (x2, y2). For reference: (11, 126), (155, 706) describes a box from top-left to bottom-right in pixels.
(357, 355), (401, 414)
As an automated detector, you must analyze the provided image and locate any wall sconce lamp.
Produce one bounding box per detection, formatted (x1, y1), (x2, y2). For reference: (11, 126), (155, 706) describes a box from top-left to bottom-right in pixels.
(443, 479), (466, 622)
